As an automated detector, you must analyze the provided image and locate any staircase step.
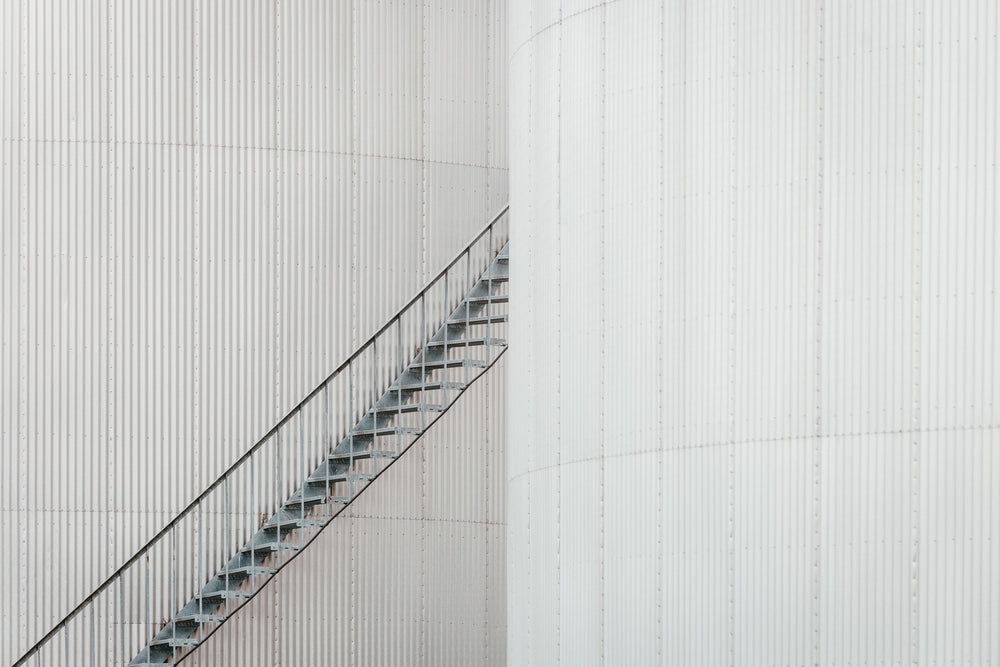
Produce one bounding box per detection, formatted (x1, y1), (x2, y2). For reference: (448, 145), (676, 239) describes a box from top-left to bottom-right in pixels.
(149, 636), (199, 649)
(425, 337), (506, 349)
(306, 471), (374, 485)
(329, 449), (398, 462)
(195, 590), (254, 602)
(239, 541), (301, 555)
(479, 272), (509, 283)
(350, 426), (422, 438)
(448, 313), (507, 326)
(222, 565), (277, 577)
(286, 490), (331, 505)
(262, 516), (325, 531)
(390, 380), (466, 393)
(371, 401), (444, 415)
(287, 489), (352, 505)
(410, 358), (487, 372)
(174, 613), (225, 624)
(464, 294), (508, 304)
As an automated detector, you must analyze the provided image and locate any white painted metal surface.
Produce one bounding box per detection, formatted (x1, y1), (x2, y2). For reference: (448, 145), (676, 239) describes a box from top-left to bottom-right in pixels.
(0, 1), (508, 664)
(509, 0), (999, 664)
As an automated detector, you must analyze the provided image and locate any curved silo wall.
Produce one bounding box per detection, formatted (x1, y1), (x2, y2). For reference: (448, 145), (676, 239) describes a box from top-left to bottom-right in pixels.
(508, 0), (999, 664)
(0, 1), (507, 663)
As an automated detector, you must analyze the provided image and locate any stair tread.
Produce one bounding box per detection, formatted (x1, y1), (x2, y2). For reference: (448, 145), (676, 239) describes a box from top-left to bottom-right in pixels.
(425, 336), (506, 348)
(448, 313), (508, 326)
(287, 490), (351, 505)
(174, 612), (225, 623)
(240, 541), (301, 554)
(195, 590), (253, 601)
(329, 449), (398, 461)
(263, 517), (325, 530)
(391, 380), (466, 392)
(351, 426), (422, 437)
(410, 358), (487, 371)
(149, 636), (199, 648)
(307, 471), (374, 484)
(465, 294), (508, 303)
(222, 565), (277, 576)
(371, 401), (444, 414)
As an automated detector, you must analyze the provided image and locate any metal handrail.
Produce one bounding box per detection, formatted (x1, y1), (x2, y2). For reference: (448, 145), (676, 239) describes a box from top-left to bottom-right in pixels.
(13, 204), (510, 666)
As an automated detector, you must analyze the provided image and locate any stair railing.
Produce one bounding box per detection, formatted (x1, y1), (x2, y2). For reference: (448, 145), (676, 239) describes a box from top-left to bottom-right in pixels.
(13, 206), (509, 666)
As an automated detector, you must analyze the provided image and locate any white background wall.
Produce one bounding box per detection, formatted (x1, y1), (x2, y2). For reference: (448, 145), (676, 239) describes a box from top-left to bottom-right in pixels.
(0, 1), (507, 663)
(509, 0), (998, 664)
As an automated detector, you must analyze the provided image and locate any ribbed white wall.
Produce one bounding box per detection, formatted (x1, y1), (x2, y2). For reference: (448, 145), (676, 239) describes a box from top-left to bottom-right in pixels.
(509, 1), (999, 664)
(0, 1), (507, 663)
(188, 356), (507, 667)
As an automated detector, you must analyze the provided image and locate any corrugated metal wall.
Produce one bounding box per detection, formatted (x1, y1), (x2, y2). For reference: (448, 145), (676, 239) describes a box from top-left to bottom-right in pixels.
(187, 356), (507, 667)
(0, 1), (507, 664)
(508, 0), (999, 664)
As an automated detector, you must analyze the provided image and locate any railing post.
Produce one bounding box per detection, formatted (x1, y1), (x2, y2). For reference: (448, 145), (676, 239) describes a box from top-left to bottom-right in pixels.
(197, 500), (203, 637)
(487, 226), (493, 365)
(372, 339), (378, 476)
(421, 294), (427, 430)
(118, 578), (124, 667)
(465, 249), (472, 385)
(397, 317), (403, 455)
(275, 431), (281, 569)
(225, 473), (231, 614)
(299, 409), (305, 548)
(444, 274), (449, 406)
(349, 360), (354, 469)
(324, 383), (330, 520)
(171, 524), (177, 662)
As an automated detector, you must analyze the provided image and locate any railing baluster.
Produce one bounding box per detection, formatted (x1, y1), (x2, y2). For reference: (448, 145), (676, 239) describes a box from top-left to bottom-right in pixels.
(250, 451), (256, 595)
(225, 474), (231, 616)
(444, 274), (449, 407)
(421, 294), (427, 431)
(275, 431), (281, 570)
(465, 250), (472, 386)
(171, 524), (177, 663)
(324, 384), (331, 521)
(299, 410), (305, 549)
(397, 317), (403, 455)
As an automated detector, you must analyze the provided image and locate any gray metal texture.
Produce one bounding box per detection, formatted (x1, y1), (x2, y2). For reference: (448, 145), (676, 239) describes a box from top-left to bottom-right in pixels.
(12, 211), (509, 665)
(0, 1), (508, 663)
(509, 0), (999, 664)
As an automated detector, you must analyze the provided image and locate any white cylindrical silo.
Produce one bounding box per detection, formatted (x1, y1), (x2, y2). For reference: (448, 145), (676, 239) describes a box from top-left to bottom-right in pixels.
(508, 1), (999, 664)
(0, 1), (507, 663)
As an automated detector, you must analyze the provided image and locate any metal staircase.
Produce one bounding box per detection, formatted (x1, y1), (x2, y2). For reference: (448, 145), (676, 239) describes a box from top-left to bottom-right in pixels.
(14, 209), (509, 666)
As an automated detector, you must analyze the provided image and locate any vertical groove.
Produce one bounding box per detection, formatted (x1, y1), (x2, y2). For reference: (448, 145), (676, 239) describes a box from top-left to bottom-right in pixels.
(812, 2), (825, 665)
(910, 0), (924, 663)
(598, 2), (607, 663)
(17, 0), (29, 653)
(554, 2), (562, 663)
(656, 0), (666, 661)
(728, 1), (738, 664)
